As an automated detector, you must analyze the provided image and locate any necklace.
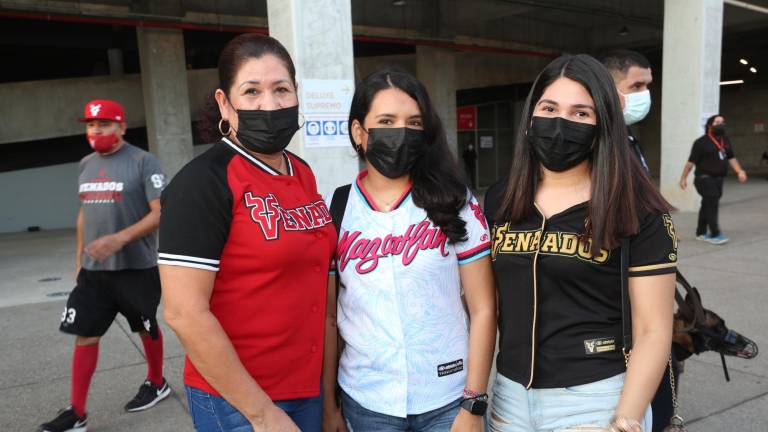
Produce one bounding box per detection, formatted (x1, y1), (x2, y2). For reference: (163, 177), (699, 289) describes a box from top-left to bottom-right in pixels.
(380, 192), (402, 211)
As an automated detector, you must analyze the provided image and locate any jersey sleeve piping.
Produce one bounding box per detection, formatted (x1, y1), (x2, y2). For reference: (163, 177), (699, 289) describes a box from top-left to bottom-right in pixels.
(628, 262), (676, 277)
(158, 254), (220, 272)
(457, 242), (491, 265)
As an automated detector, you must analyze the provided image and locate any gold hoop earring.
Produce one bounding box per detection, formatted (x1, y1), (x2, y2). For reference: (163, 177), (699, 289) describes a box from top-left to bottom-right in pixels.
(218, 119), (231, 136)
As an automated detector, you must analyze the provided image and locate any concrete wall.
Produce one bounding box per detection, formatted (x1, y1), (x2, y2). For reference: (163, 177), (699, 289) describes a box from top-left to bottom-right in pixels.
(0, 75), (145, 145)
(354, 54), (416, 81)
(454, 52), (552, 89)
(0, 70), (218, 233)
(353, 52), (549, 90)
(632, 81), (768, 180)
(0, 69), (218, 147)
(720, 84), (768, 173)
(0, 163), (79, 233)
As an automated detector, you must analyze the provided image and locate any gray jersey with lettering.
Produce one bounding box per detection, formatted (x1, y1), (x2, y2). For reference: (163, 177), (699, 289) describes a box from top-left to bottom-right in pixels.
(78, 143), (165, 271)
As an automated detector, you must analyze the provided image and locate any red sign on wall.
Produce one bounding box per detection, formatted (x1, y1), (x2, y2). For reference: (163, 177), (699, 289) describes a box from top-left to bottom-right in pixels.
(457, 106), (477, 131)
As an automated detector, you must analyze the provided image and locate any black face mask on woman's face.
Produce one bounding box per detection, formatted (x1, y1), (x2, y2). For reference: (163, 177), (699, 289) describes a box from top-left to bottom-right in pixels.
(364, 128), (426, 179)
(234, 105), (300, 154)
(527, 116), (597, 172)
(711, 124), (726, 136)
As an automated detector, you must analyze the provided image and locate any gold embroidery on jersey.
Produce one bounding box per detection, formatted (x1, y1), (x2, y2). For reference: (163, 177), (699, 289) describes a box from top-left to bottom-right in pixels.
(584, 337), (616, 354)
(492, 225), (610, 264)
(663, 214), (679, 256)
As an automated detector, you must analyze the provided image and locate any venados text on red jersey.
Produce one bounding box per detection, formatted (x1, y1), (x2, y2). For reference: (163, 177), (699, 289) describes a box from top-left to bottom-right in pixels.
(243, 192), (332, 240)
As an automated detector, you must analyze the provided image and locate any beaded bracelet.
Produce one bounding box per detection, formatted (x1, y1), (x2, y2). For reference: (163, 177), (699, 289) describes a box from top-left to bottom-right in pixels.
(462, 388), (479, 398)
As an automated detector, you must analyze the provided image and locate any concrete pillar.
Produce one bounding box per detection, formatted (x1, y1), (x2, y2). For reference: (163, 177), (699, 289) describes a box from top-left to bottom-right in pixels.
(136, 28), (194, 179)
(660, 0), (723, 211)
(267, 0), (359, 196)
(107, 48), (124, 75)
(417, 46), (459, 157)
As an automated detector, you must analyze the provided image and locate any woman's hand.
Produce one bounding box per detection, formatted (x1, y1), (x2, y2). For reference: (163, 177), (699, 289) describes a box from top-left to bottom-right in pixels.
(322, 404), (347, 432)
(450, 408), (484, 432)
(678, 177), (687, 190)
(251, 403), (301, 432)
(737, 170), (748, 183)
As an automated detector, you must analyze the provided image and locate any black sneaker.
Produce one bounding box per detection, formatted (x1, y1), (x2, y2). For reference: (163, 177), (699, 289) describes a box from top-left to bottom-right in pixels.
(124, 378), (171, 412)
(38, 406), (87, 432)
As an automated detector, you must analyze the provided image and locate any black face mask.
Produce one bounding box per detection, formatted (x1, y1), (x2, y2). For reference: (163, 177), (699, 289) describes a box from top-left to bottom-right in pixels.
(527, 116), (597, 172)
(234, 105), (300, 154)
(364, 128), (426, 179)
(711, 124), (726, 136)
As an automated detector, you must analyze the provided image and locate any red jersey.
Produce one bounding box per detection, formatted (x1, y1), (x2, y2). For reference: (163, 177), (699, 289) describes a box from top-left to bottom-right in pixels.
(158, 138), (336, 400)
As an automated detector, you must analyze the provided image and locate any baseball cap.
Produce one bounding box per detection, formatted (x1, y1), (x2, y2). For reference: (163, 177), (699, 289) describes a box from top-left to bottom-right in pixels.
(79, 99), (126, 123)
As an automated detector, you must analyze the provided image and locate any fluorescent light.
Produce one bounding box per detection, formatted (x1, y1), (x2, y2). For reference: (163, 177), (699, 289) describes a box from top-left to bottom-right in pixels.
(720, 80), (744, 86)
(740, 58), (749, 65)
(750, 67), (758, 73)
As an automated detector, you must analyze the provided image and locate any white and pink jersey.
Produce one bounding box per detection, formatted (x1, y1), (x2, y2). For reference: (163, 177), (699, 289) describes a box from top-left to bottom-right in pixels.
(326, 171), (491, 417)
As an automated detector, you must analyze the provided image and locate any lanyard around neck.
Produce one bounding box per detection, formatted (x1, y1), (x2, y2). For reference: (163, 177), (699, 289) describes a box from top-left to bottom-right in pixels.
(707, 134), (726, 152)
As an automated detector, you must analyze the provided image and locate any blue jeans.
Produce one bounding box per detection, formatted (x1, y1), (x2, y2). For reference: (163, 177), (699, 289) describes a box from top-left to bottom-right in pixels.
(488, 373), (652, 432)
(340, 390), (462, 431)
(185, 386), (322, 432)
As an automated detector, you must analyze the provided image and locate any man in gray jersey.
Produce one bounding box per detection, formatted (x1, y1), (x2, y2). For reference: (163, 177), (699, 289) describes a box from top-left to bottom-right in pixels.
(39, 100), (170, 432)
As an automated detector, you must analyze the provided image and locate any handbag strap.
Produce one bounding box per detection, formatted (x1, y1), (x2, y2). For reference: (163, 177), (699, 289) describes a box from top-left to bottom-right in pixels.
(621, 238), (686, 429)
(620, 238), (632, 363)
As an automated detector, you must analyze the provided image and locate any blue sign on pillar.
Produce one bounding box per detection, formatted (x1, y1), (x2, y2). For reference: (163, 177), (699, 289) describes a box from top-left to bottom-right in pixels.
(306, 121), (321, 136)
(322, 120), (338, 135)
(338, 120), (349, 135)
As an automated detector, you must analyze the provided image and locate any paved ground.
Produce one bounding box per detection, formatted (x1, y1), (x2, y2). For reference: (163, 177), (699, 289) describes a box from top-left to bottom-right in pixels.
(0, 178), (766, 431)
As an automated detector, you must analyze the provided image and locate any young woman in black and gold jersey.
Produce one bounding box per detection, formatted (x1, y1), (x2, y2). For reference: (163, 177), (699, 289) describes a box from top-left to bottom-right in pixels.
(484, 54), (677, 432)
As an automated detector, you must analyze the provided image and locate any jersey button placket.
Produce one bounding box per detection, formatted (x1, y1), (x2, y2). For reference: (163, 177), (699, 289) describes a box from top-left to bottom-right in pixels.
(388, 214), (409, 415)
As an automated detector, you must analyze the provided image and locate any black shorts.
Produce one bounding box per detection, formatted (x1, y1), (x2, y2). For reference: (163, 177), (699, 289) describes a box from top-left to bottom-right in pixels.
(59, 267), (161, 339)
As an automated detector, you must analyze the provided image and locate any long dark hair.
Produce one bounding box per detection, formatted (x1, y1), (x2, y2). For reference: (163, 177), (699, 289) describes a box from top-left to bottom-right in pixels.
(196, 34), (297, 143)
(348, 68), (468, 243)
(496, 54), (671, 251)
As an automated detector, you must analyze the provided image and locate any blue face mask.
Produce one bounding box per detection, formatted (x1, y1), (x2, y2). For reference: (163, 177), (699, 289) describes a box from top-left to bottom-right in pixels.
(622, 89), (651, 125)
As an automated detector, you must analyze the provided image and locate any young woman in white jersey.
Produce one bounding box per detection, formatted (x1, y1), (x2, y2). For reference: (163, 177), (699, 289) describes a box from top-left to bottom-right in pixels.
(322, 68), (496, 432)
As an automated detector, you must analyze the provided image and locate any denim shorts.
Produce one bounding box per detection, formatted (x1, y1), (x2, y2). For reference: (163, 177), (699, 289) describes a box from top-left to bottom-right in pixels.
(340, 390), (463, 432)
(185, 385), (322, 432)
(488, 373), (652, 432)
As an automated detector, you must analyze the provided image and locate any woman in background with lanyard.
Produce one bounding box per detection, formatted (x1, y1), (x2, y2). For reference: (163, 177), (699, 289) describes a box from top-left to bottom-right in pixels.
(679, 114), (748, 245)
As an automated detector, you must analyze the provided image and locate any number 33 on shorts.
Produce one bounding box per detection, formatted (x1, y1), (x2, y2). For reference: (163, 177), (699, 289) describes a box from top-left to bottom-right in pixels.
(61, 307), (77, 324)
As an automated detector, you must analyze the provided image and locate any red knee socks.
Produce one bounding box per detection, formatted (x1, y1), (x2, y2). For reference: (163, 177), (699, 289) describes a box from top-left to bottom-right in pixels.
(71, 343), (99, 418)
(140, 329), (164, 387)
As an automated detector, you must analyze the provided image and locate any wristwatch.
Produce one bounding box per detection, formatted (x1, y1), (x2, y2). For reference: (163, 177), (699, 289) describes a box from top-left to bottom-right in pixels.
(460, 393), (489, 416)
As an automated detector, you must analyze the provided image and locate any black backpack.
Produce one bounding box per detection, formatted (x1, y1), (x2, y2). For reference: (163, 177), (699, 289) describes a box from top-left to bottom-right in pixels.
(329, 184), (351, 237)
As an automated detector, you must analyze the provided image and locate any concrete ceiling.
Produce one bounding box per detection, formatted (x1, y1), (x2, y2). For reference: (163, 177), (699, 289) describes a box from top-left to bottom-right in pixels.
(2, 0), (768, 54)
(350, 0), (768, 53)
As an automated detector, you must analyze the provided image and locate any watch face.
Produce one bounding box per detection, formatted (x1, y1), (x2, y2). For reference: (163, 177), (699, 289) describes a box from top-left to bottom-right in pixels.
(471, 399), (488, 415)
(461, 398), (488, 415)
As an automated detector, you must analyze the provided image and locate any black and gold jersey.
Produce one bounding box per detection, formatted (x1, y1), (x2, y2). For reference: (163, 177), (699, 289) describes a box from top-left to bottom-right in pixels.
(484, 180), (678, 389)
